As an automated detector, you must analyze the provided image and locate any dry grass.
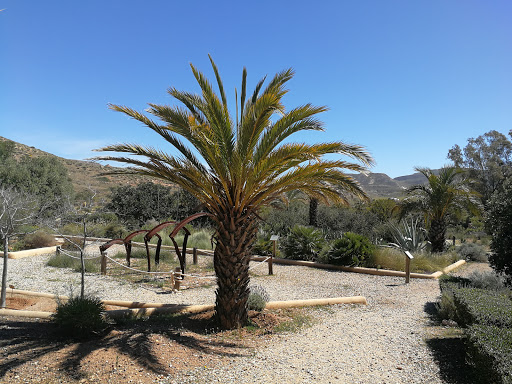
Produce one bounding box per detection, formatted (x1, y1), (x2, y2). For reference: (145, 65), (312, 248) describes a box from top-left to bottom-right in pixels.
(370, 247), (460, 274)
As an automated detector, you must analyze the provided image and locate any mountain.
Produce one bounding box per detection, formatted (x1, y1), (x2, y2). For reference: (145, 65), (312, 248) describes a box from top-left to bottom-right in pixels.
(0, 136), (175, 203)
(1, 136), (430, 200)
(351, 173), (405, 198)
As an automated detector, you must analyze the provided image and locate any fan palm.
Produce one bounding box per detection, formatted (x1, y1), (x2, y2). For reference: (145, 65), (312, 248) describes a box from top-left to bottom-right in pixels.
(402, 167), (480, 253)
(95, 56), (374, 329)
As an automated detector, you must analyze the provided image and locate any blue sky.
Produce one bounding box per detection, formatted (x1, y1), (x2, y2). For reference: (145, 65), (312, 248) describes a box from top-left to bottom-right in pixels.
(1, 1), (511, 178)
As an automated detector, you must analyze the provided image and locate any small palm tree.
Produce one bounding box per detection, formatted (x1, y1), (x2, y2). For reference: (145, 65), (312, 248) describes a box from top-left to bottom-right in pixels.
(402, 167), (480, 253)
(95, 56), (373, 329)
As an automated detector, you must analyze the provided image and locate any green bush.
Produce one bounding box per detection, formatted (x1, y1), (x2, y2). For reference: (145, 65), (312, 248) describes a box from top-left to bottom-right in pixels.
(323, 232), (375, 267)
(247, 285), (270, 312)
(52, 295), (109, 337)
(452, 287), (512, 328)
(467, 270), (508, 291)
(465, 324), (512, 384)
(437, 291), (458, 321)
(487, 177), (512, 282)
(250, 232), (274, 257)
(457, 243), (487, 262)
(21, 230), (57, 249)
(282, 225), (325, 261)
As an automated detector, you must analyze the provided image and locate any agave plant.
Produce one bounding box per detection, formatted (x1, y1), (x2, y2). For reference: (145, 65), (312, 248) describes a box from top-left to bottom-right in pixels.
(388, 216), (428, 253)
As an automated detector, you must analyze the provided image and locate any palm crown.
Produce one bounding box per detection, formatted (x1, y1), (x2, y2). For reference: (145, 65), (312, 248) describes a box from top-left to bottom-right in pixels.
(403, 166), (480, 252)
(96, 56), (374, 328)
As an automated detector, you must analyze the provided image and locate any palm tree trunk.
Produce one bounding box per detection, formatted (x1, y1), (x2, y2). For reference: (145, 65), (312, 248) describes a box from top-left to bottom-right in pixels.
(309, 198), (318, 227)
(429, 218), (446, 253)
(213, 211), (258, 329)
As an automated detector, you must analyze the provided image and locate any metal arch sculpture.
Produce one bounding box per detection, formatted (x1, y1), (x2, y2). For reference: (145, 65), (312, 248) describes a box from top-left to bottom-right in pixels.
(168, 212), (210, 277)
(99, 229), (154, 268)
(144, 212), (211, 276)
(123, 230), (150, 267)
(144, 221), (177, 272)
(99, 212), (211, 276)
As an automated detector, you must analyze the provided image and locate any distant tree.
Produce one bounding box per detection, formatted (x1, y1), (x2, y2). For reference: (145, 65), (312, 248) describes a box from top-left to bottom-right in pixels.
(169, 188), (201, 221)
(368, 198), (399, 222)
(486, 177), (512, 283)
(448, 130), (512, 205)
(0, 150), (73, 215)
(108, 182), (176, 225)
(0, 140), (15, 161)
(402, 167), (481, 252)
(0, 186), (39, 308)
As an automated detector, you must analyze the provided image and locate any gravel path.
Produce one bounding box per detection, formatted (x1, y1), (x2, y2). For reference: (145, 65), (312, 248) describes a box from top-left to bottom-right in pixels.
(1, 252), (447, 383)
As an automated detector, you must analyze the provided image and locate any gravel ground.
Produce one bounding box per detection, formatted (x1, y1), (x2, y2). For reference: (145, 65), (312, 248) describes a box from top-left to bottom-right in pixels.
(1, 252), (449, 384)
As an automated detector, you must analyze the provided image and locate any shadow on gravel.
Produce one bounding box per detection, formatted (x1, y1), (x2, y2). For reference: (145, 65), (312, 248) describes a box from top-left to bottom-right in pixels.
(0, 320), (62, 377)
(423, 302), (477, 384)
(0, 313), (250, 381)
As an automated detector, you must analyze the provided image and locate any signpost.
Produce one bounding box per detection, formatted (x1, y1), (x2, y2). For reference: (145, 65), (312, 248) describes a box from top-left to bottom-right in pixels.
(269, 235), (279, 275)
(404, 251), (414, 283)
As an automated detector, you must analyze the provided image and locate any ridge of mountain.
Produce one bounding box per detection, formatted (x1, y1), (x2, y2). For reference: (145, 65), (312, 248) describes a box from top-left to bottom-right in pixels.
(0, 136), (175, 202)
(0, 136), (427, 200)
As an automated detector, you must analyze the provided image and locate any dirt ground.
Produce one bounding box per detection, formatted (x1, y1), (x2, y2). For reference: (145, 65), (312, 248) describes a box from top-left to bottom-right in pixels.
(0, 295), (293, 384)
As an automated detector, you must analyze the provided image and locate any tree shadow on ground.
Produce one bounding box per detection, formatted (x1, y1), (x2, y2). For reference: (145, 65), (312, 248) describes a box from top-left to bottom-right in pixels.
(0, 312), (251, 381)
(423, 302), (478, 384)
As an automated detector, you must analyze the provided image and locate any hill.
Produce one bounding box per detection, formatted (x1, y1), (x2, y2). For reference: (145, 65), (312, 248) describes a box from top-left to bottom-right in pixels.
(0, 136), (175, 203)
(1, 136), (430, 200)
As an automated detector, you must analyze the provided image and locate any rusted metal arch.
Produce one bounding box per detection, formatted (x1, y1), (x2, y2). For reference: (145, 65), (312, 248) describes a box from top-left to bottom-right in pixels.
(99, 230), (154, 268)
(99, 239), (124, 253)
(99, 212), (212, 276)
(169, 212), (211, 277)
(124, 230), (150, 268)
(145, 212), (211, 276)
(144, 221), (178, 272)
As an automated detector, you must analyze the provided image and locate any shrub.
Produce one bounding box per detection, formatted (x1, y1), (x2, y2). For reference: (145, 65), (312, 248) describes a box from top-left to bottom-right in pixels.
(452, 287), (512, 328)
(456, 243), (487, 262)
(317, 204), (381, 241)
(103, 222), (128, 239)
(465, 324), (512, 384)
(247, 285), (270, 312)
(486, 177), (512, 282)
(21, 230), (57, 249)
(281, 225), (325, 261)
(467, 270), (508, 291)
(437, 291), (458, 321)
(52, 295), (109, 337)
(250, 232), (274, 257)
(324, 232), (375, 267)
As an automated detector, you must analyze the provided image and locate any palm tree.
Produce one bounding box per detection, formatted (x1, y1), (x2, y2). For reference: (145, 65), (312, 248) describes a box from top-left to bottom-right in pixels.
(95, 56), (374, 329)
(402, 167), (480, 253)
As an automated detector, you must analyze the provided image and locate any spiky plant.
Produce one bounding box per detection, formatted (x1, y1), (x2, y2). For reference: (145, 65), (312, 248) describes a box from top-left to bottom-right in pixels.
(388, 216), (428, 253)
(95, 56), (373, 329)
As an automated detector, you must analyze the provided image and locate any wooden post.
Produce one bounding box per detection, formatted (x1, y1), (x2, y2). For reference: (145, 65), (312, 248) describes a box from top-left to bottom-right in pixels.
(169, 271), (175, 289)
(404, 251), (413, 284)
(193, 247), (198, 265)
(269, 235), (279, 276)
(101, 251), (107, 275)
(173, 267), (182, 290)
